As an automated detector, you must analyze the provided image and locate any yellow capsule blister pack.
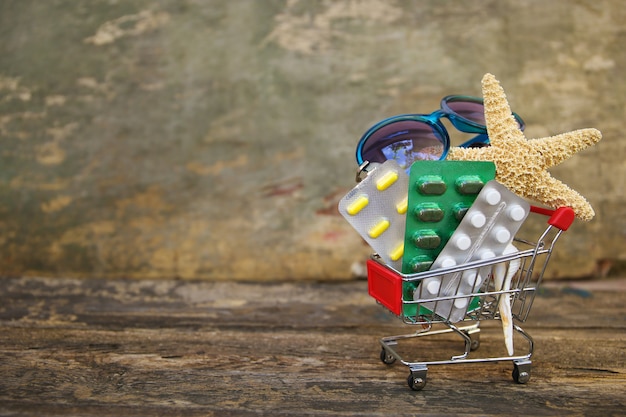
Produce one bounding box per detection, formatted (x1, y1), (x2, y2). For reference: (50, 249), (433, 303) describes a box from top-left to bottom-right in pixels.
(339, 160), (409, 271)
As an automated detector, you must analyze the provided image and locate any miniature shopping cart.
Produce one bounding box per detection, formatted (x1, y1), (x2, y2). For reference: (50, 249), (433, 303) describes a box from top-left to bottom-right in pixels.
(367, 205), (575, 391)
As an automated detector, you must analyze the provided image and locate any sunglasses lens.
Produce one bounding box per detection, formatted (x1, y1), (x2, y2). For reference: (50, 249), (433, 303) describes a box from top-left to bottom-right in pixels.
(445, 99), (486, 125)
(445, 96), (525, 131)
(359, 120), (446, 168)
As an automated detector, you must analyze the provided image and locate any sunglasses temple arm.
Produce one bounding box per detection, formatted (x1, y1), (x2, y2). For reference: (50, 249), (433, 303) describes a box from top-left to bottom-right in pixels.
(355, 161), (371, 183)
(459, 134), (490, 148)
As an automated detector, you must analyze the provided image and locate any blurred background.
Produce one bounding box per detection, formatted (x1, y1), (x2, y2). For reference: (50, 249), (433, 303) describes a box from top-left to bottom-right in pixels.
(0, 0), (624, 281)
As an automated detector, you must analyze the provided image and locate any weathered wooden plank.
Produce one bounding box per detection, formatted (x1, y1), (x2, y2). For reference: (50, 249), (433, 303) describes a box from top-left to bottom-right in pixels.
(0, 277), (624, 416)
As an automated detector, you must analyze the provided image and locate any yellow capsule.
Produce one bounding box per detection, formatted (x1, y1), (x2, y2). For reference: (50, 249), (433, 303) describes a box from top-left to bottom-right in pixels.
(396, 196), (408, 215)
(346, 195), (369, 216)
(376, 170), (398, 191)
(368, 219), (390, 238)
(389, 242), (404, 261)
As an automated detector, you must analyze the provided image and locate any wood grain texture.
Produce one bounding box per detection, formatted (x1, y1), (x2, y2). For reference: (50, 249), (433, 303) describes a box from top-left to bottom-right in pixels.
(1, 277), (624, 416)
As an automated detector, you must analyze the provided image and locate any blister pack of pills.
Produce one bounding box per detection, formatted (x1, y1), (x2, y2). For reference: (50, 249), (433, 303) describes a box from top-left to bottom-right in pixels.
(401, 160), (496, 275)
(338, 159), (409, 271)
(415, 180), (530, 322)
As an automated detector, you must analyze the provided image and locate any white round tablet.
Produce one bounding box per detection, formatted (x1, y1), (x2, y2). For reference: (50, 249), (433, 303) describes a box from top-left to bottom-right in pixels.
(483, 189), (501, 205)
(440, 257), (456, 268)
(508, 205), (526, 221)
(494, 227), (511, 243)
(455, 234), (472, 251)
(463, 271), (478, 285)
(469, 212), (486, 228)
(454, 298), (468, 308)
(426, 279), (440, 295)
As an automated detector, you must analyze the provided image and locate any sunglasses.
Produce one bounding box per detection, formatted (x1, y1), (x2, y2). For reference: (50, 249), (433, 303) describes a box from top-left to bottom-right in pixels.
(355, 95), (525, 170)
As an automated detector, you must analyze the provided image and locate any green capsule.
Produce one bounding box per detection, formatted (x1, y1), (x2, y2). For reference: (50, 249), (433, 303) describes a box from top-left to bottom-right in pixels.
(415, 202), (444, 222)
(453, 203), (470, 221)
(411, 230), (442, 249)
(416, 175), (447, 195)
(455, 175), (485, 195)
(407, 255), (434, 273)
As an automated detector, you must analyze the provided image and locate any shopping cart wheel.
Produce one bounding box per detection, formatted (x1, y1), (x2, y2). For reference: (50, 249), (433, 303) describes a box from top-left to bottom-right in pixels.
(461, 326), (481, 351)
(407, 367), (428, 391)
(468, 333), (480, 351)
(512, 360), (532, 384)
(380, 348), (396, 365)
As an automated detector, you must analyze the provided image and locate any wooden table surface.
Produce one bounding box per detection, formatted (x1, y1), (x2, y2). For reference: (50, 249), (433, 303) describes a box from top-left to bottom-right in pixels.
(1, 276), (624, 416)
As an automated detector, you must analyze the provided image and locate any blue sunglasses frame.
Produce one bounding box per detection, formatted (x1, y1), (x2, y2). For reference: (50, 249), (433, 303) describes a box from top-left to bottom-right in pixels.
(355, 95), (525, 167)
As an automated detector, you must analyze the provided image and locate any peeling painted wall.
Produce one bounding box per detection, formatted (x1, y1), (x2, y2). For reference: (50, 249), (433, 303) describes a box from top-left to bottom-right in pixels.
(0, 0), (624, 280)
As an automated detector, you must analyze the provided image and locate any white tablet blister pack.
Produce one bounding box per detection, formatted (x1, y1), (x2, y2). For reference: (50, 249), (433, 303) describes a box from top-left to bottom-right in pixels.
(414, 180), (530, 322)
(338, 159), (409, 271)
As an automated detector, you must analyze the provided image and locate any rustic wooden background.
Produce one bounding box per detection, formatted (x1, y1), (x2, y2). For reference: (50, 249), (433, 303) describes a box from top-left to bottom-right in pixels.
(0, 0), (624, 281)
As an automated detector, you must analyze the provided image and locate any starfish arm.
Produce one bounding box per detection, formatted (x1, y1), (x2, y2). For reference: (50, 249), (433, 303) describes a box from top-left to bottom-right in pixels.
(447, 146), (491, 162)
(525, 172), (595, 221)
(530, 128), (602, 168)
(451, 74), (600, 222)
(482, 73), (527, 147)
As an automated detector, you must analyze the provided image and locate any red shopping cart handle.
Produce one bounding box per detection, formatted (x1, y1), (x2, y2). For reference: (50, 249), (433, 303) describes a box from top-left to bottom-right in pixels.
(530, 206), (576, 231)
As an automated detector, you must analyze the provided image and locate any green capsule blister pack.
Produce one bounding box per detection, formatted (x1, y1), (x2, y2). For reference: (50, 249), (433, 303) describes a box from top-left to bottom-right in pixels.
(400, 160), (496, 317)
(401, 160), (497, 275)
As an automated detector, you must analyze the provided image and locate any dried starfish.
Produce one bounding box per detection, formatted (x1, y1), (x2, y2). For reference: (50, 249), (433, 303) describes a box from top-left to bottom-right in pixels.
(448, 73), (602, 221)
